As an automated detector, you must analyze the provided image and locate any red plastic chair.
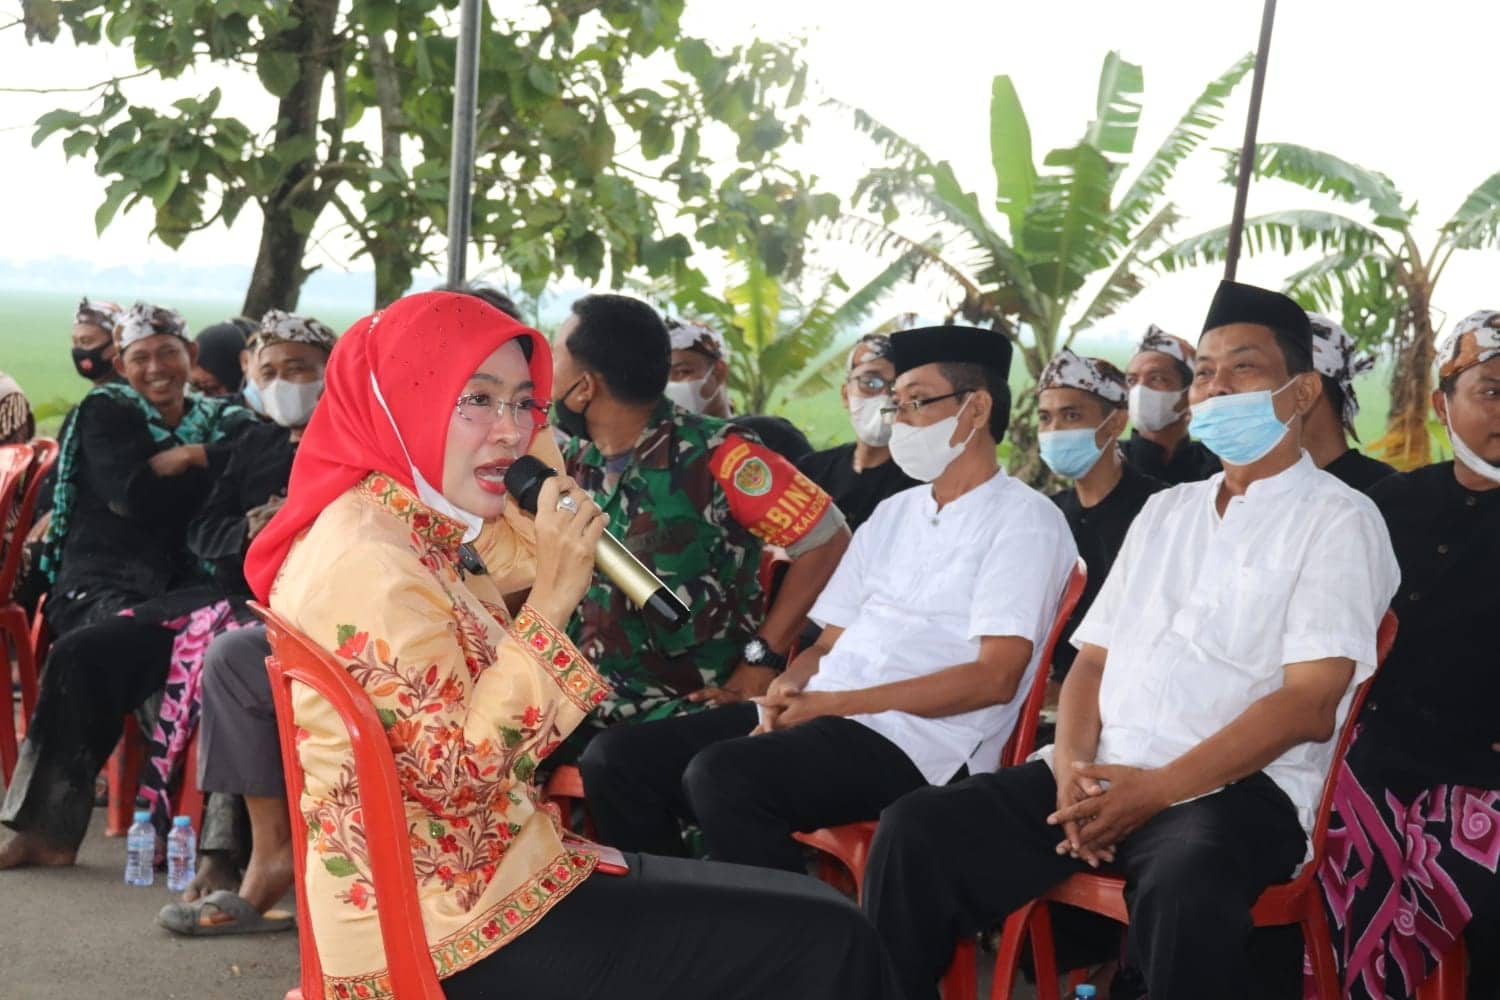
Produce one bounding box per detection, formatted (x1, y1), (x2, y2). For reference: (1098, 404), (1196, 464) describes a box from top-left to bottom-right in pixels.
(1415, 937), (1467, 1000)
(0, 442), (39, 781)
(4, 439), (58, 736)
(252, 601), (445, 1000)
(104, 719), (205, 837)
(987, 610), (1400, 1000)
(792, 560), (1089, 901)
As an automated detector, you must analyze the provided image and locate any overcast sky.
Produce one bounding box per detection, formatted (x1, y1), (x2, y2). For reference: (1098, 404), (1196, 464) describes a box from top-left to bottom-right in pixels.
(2, 0), (1496, 341)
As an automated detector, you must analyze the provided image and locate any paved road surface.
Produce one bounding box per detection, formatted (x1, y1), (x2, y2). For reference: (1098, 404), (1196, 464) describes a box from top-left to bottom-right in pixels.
(2, 809), (300, 1000)
(2, 806), (1034, 999)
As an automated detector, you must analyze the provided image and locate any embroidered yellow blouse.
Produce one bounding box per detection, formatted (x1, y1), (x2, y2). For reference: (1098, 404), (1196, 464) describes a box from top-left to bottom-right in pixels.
(269, 437), (610, 1000)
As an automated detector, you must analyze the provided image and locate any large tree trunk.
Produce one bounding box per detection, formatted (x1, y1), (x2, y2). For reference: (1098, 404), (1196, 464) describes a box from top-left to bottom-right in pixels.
(242, 0), (342, 318)
(1376, 283), (1436, 471)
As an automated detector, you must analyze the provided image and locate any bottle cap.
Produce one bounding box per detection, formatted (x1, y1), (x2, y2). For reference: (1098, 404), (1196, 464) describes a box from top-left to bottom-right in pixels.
(1076, 987), (1097, 999)
(173, 815), (192, 827)
(132, 810), (151, 823)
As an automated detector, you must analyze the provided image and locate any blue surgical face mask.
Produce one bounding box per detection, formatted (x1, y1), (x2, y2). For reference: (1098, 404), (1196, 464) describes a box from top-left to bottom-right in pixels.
(1189, 379), (1297, 466)
(242, 378), (266, 416)
(1038, 425), (1109, 479)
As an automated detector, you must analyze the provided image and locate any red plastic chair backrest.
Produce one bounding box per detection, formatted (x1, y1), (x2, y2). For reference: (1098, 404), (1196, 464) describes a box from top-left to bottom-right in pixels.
(251, 602), (445, 1000)
(1304, 609), (1398, 865)
(1001, 559), (1088, 768)
(0, 439), (58, 600)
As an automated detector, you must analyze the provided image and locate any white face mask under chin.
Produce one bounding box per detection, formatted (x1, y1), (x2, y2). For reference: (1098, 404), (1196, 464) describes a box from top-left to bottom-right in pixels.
(1447, 412), (1500, 485)
(368, 372), (485, 542)
(848, 394), (892, 447)
(887, 395), (977, 483)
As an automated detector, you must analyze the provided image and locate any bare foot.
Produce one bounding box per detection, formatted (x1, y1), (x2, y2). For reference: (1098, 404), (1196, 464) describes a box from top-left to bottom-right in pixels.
(238, 846), (295, 914)
(181, 850), (241, 902)
(0, 831), (77, 869)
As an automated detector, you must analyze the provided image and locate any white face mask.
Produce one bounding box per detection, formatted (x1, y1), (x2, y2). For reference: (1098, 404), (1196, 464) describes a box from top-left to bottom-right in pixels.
(261, 376), (323, 429)
(1446, 411), (1500, 485)
(888, 395), (977, 483)
(1128, 383), (1186, 433)
(847, 394), (892, 447)
(664, 376), (713, 414)
(368, 372), (484, 542)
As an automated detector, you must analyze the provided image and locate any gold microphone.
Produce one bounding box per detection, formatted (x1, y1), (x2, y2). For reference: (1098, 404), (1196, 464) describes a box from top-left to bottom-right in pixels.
(504, 456), (691, 630)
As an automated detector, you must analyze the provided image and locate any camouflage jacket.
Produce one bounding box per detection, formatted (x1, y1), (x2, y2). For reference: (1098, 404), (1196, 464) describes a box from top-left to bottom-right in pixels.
(560, 399), (840, 726)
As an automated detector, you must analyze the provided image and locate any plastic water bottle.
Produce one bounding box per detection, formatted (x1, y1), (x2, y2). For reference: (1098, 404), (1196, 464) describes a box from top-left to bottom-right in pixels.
(1074, 986), (1097, 1000)
(124, 810), (155, 887)
(166, 815), (197, 893)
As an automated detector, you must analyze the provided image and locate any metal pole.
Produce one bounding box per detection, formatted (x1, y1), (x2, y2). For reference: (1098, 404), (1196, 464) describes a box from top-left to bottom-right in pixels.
(1224, 0), (1278, 282)
(445, 0), (482, 286)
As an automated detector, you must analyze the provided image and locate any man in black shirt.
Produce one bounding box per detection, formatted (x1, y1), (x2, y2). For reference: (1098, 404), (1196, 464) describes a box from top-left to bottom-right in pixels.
(796, 333), (918, 532)
(1121, 325), (1221, 485)
(1319, 309), (1500, 999)
(1302, 312), (1394, 493)
(163, 309), (339, 931)
(1036, 348), (1165, 681)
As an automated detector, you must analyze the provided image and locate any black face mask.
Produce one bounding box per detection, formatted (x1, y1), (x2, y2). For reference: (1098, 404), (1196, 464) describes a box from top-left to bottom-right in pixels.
(552, 376), (592, 440)
(71, 344), (114, 381)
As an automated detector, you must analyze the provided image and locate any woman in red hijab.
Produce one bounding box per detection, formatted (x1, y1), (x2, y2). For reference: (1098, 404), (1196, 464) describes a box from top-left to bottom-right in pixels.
(246, 291), (900, 999)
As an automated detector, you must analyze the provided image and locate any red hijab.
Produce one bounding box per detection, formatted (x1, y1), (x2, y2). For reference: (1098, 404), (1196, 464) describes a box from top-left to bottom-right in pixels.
(244, 291), (552, 602)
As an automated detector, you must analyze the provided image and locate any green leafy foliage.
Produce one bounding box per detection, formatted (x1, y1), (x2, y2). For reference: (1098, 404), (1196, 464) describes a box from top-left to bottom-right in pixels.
(30, 0), (835, 312)
(846, 51), (1252, 483)
(1158, 142), (1500, 469)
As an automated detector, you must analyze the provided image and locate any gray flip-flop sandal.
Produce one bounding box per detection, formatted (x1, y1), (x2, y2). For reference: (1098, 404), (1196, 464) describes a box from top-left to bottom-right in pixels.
(157, 889), (296, 937)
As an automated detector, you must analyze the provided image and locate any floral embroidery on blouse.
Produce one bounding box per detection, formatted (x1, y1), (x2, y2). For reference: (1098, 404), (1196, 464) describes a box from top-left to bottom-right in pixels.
(271, 464), (613, 995)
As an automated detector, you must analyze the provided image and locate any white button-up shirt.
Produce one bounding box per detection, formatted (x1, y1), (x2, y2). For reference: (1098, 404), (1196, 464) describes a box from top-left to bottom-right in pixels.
(807, 469), (1078, 785)
(1065, 453), (1399, 835)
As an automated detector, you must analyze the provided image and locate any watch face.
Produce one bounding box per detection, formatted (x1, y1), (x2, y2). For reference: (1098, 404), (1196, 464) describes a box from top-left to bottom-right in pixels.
(745, 638), (767, 663)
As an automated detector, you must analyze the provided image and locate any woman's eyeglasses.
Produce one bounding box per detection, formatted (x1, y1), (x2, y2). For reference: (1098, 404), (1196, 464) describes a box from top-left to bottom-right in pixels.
(879, 390), (972, 425)
(454, 392), (550, 431)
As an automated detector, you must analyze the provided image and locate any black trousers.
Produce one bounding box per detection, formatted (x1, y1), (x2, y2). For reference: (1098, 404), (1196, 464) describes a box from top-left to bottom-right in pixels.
(864, 759), (1307, 1000)
(578, 702), (928, 871)
(441, 852), (904, 1000)
(0, 617), (173, 848)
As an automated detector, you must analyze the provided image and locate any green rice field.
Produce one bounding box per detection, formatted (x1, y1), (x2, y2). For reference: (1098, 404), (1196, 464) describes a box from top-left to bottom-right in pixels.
(1, 289), (1399, 451)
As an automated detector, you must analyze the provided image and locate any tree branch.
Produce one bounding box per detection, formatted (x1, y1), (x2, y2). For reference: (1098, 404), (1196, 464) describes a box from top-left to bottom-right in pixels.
(0, 67), (152, 93)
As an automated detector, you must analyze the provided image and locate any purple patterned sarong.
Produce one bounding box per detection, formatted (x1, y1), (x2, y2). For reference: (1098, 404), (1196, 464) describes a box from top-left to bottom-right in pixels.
(1311, 728), (1500, 999)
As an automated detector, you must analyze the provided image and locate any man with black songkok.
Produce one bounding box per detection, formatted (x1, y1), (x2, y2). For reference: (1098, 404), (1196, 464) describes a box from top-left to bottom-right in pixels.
(580, 326), (1077, 872)
(863, 282), (1399, 1000)
(1300, 312), (1394, 492)
(1036, 349), (1165, 682)
(1121, 325), (1221, 484)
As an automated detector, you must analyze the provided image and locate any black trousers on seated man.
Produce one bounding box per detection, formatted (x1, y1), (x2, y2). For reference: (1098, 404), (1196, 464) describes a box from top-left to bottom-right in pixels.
(579, 701), (929, 871)
(864, 759), (1307, 1000)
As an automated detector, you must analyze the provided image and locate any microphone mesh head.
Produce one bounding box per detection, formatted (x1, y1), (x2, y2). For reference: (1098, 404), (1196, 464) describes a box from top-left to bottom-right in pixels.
(502, 455), (555, 514)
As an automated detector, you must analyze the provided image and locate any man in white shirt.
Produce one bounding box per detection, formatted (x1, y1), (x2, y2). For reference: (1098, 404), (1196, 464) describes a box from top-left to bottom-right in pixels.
(863, 282), (1400, 1000)
(578, 326), (1077, 872)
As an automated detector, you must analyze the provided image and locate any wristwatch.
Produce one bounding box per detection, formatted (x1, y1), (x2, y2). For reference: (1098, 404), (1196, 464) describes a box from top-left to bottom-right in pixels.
(741, 634), (788, 671)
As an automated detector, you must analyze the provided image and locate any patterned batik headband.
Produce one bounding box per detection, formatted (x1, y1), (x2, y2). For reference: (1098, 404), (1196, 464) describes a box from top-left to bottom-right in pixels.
(116, 302), (190, 351)
(668, 321), (729, 362)
(1307, 312), (1374, 423)
(258, 309), (338, 352)
(74, 296), (123, 335)
(1038, 347), (1128, 405)
(1137, 324), (1190, 366)
(1437, 310), (1500, 382)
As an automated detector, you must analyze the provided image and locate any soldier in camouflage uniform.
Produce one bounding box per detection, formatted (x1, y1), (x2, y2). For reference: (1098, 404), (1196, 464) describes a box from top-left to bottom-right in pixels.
(549, 295), (849, 744)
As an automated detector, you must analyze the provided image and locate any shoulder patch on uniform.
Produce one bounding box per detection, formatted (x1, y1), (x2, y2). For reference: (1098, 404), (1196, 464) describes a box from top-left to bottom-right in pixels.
(732, 455), (772, 497)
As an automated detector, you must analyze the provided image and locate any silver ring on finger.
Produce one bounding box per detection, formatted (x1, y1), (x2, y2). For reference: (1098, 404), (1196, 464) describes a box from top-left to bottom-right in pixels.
(555, 493), (580, 515)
